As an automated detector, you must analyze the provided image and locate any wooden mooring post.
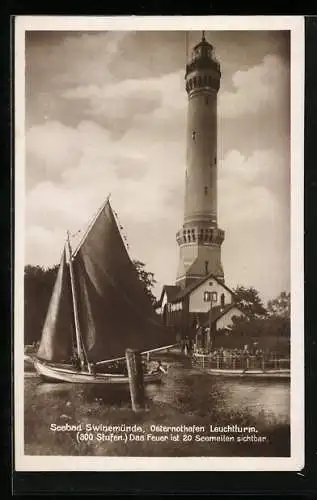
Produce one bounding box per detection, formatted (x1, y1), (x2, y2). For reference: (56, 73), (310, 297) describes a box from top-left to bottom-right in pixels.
(125, 348), (145, 412)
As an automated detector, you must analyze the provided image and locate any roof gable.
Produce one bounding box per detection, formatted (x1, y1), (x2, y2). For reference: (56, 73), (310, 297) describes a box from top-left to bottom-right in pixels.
(203, 303), (247, 325)
(172, 272), (235, 302)
(156, 284), (181, 307)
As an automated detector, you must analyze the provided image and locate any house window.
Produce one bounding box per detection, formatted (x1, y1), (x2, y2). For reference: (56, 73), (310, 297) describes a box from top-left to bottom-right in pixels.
(204, 291), (212, 302)
(162, 304), (168, 325)
(204, 291), (218, 303)
(221, 293), (225, 308)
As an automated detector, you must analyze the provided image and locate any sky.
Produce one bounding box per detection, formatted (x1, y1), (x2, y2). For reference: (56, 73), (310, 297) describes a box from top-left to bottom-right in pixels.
(24, 29), (290, 303)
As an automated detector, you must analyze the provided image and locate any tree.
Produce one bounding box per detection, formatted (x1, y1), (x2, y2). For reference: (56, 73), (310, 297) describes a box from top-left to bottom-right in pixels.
(233, 285), (267, 319)
(267, 291), (290, 318)
(132, 259), (157, 305)
(217, 315), (290, 354)
(214, 287), (291, 354)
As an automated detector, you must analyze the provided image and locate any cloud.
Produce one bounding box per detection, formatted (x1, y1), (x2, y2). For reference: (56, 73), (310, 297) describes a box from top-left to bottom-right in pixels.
(62, 70), (186, 126)
(219, 54), (289, 119)
(28, 31), (129, 87)
(26, 121), (84, 177)
(26, 225), (66, 269)
(218, 148), (289, 226)
(218, 149), (290, 300)
(25, 117), (185, 273)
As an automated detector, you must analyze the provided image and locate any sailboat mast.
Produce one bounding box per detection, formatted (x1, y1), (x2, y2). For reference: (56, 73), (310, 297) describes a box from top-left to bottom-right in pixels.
(66, 232), (85, 368)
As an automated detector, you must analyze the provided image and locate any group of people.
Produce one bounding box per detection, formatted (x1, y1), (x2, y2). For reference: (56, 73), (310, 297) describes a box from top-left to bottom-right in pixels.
(175, 329), (285, 362)
(208, 345), (284, 361)
(208, 346), (264, 362)
(179, 336), (194, 356)
(70, 352), (98, 375)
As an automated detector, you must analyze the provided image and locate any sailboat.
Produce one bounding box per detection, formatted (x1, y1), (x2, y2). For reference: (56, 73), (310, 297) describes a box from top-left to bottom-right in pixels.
(33, 197), (174, 385)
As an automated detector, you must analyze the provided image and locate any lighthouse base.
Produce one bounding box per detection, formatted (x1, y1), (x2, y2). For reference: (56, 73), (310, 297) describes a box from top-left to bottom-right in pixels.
(176, 242), (224, 290)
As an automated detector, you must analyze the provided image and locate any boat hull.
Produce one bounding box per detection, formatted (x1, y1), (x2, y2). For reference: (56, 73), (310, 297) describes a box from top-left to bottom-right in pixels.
(24, 354), (35, 371)
(33, 358), (165, 385)
(197, 367), (290, 379)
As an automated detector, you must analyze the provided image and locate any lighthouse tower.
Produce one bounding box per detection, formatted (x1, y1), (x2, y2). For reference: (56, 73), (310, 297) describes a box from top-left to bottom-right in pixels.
(176, 32), (225, 289)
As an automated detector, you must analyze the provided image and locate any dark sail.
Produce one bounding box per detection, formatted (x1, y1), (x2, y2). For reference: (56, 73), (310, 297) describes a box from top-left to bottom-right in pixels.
(72, 200), (172, 363)
(37, 248), (74, 362)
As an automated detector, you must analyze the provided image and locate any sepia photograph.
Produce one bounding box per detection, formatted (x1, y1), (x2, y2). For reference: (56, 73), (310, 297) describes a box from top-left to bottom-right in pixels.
(14, 16), (304, 471)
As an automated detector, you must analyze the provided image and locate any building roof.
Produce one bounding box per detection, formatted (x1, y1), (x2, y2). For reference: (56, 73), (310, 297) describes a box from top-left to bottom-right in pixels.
(193, 31), (214, 51)
(170, 272), (236, 303)
(163, 285), (181, 301)
(186, 32), (220, 79)
(202, 303), (245, 326)
(190, 303), (246, 329)
(155, 285), (181, 308)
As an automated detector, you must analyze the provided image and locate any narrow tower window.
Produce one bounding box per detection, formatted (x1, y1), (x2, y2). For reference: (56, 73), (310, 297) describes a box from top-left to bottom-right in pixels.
(205, 261), (209, 275)
(205, 96), (209, 105)
(214, 155), (217, 164)
(221, 293), (225, 308)
(192, 130), (196, 141)
(204, 186), (208, 195)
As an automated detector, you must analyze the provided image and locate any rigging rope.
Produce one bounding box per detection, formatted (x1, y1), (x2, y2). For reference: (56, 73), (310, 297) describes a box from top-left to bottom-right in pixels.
(113, 210), (130, 252)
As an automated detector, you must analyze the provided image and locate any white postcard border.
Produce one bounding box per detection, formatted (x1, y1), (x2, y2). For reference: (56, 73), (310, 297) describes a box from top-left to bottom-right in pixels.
(14, 15), (305, 472)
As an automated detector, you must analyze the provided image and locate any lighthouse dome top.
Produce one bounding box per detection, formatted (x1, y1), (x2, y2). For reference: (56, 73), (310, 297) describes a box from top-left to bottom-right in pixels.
(185, 32), (220, 78)
(193, 32), (213, 53)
